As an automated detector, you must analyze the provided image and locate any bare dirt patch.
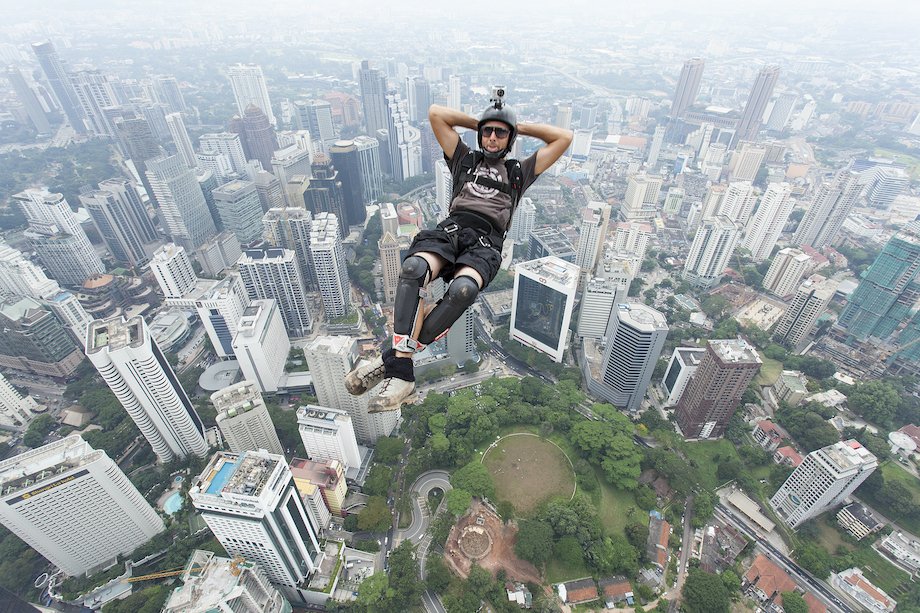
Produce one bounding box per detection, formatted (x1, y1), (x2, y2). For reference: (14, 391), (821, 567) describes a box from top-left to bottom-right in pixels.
(482, 434), (575, 515)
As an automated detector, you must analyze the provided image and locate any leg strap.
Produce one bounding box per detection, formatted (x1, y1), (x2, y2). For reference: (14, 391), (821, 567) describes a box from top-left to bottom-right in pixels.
(417, 275), (480, 345)
(393, 255), (430, 353)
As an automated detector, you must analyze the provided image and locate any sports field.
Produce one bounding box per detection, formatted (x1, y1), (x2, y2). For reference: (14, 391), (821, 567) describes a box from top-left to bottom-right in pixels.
(482, 434), (576, 516)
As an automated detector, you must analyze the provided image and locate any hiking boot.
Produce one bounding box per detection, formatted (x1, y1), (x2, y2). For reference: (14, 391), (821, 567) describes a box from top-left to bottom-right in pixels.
(345, 355), (385, 396)
(368, 377), (417, 413)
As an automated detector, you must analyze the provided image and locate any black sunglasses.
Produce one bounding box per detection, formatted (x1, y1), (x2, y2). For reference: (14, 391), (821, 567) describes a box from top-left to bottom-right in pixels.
(480, 126), (510, 138)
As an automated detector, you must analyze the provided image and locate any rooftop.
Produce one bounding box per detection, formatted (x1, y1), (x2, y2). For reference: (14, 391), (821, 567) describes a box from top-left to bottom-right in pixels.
(819, 440), (876, 471)
(87, 316), (144, 353)
(162, 550), (280, 612)
(710, 338), (761, 364)
(617, 302), (668, 332)
(0, 435), (98, 498)
(195, 451), (280, 498)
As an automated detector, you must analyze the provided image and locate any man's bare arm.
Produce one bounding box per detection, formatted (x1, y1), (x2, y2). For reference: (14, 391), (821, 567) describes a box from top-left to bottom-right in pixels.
(429, 104), (477, 160)
(517, 122), (573, 175)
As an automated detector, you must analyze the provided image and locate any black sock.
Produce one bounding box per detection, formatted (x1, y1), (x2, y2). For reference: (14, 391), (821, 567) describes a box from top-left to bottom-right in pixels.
(383, 354), (415, 382)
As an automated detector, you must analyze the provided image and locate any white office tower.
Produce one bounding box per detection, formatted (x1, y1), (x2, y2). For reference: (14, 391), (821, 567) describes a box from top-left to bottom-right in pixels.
(0, 240), (59, 299)
(212, 180), (264, 245)
(590, 303), (668, 412)
(700, 184), (726, 219)
(728, 142), (766, 182)
(151, 243), (198, 299)
(661, 347), (706, 406)
(47, 290), (93, 343)
(682, 216), (740, 288)
(646, 125), (665, 168)
(571, 129), (593, 160)
(199, 132), (249, 178)
(575, 203), (612, 274)
(0, 371), (38, 426)
(190, 450), (323, 600)
(146, 154), (218, 251)
(189, 275), (249, 358)
(555, 103), (573, 130)
(12, 188), (104, 286)
(771, 440), (877, 529)
(271, 144), (313, 205)
(69, 70), (119, 137)
(773, 275), (837, 347)
(163, 549), (291, 613)
(663, 187), (685, 215)
(255, 170), (285, 211)
(227, 63), (275, 126)
(740, 183), (793, 261)
(263, 208), (315, 291)
(434, 158), (452, 220)
(197, 231), (243, 276)
(0, 436), (164, 577)
(620, 175), (662, 220)
(611, 221), (652, 265)
(763, 247), (812, 298)
(577, 277), (622, 339)
(80, 178), (158, 268)
(292, 99), (335, 153)
(296, 405), (361, 470)
(166, 112), (198, 170)
(353, 135), (382, 203)
(718, 182), (758, 225)
(212, 381), (284, 455)
(232, 300), (290, 394)
(508, 197), (537, 245)
(86, 316), (208, 462)
(701, 142), (727, 181)
(238, 248), (312, 337)
(866, 167), (909, 209)
(448, 75), (462, 110)
(304, 336), (396, 444)
(793, 171), (862, 249)
(686, 202), (703, 230)
(765, 92), (798, 132)
(510, 257), (579, 363)
(309, 213), (351, 319)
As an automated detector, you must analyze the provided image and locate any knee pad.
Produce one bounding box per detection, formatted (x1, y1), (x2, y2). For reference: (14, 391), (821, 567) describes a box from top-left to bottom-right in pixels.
(399, 255), (429, 283)
(417, 276), (480, 344)
(393, 256), (431, 348)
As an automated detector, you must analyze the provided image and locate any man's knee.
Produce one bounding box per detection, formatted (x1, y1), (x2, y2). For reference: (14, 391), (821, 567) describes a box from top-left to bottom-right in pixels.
(448, 275), (480, 304)
(417, 276), (480, 345)
(399, 255), (429, 284)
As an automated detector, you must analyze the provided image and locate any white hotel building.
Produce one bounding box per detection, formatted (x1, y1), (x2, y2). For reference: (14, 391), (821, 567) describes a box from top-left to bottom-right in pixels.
(296, 405), (362, 470)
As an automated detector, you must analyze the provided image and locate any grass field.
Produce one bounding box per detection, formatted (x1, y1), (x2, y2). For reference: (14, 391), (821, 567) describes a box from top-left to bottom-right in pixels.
(874, 148), (920, 180)
(594, 465), (648, 534)
(684, 439), (740, 491)
(545, 556), (592, 584)
(755, 353), (783, 387)
(483, 434), (576, 516)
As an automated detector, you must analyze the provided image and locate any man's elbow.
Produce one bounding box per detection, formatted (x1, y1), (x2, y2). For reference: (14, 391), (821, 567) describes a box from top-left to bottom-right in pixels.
(561, 129), (574, 147)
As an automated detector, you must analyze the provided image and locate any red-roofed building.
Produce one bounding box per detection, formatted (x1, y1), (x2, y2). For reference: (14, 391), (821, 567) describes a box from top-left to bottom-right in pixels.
(558, 578), (598, 605)
(831, 567), (896, 612)
(744, 554), (797, 612)
(774, 446), (803, 467)
(898, 424), (920, 449)
(800, 245), (829, 271)
(646, 516), (671, 571)
(754, 420), (788, 452)
(599, 576), (634, 607)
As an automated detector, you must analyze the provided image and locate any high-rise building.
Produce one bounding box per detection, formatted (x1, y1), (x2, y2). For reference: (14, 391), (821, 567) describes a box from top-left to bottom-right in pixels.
(80, 178), (157, 268)
(241, 105), (280, 173)
(0, 240), (60, 300)
(304, 335), (397, 443)
(718, 182), (758, 225)
(68, 70), (120, 137)
(31, 41), (85, 132)
(237, 248), (312, 337)
(670, 58), (705, 119)
(577, 277), (625, 339)
(528, 227), (576, 263)
(385, 91), (422, 181)
(212, 381), (284, 455)
(661, 347), (706, 407)
(554, 103), (573, 130)
(328, 140), (368, 226)
(271, 143), (312, 206)
(510, 257), (579, 363)
(866, 167), (909, 209)
(675, 338), (761, 439)
(621, 175), (662, 220)
(293, 99), (336, 152)
(199, 132), (249, 178)
(0, 371), (38, 426)
(763, 247), (812, 298)
(295, 405), (362, 470)
(262, 207), (315, 290)
(771, 440), (877, 528)
(190, 449), (323, 600)
(0, 436), (164, 577)
(580, 101), (599, 129)
(0, 297), (83, 378)
(646, 125), (666, 168)
(153, 74), (186, 114)
(165, 112), (198, 169)
(163, 549), (290, 613)
(765, 92), (798, 132)
(5, 66), (51, 133)
(146, 154), (217, 251)
(302, 155), (347, 232)
(682, 216), (740, 288)
(227, 63), (275, 127)
(590, 303), (668, 412)
(448, 75), (462, 110)
(413, 77), (431, 123)
(773, 275), (838, 348)
(86, 315), (208, 462)
(507, 197), (537, 245)
(728, 142), (767, 182)
(611, 222), (653, 266)
(115, 116), (163, 202)
(740, 182), (794, 261)
(254, 169), (285, 211)
(732, 65), (780, 147)
(196, 231), (243, 276)
(150, 243), (197, 299)
(309, 213), (351, 319)
(46, 289), (93, 344)
(353, 135), (382, 204)
(231, 300), (289, 394)
(212, 180), (264, 245)
(359, 61), (388, 138)
(166, 273), (249, 358)
(575, 203), (612, 274)
(838, 225), (920, 343)
(793, 171), (862, 249)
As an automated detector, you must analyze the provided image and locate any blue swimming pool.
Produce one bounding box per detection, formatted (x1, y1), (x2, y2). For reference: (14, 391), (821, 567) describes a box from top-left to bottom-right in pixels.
(163, 491), (183, 515)
(206, 460), (238, 494)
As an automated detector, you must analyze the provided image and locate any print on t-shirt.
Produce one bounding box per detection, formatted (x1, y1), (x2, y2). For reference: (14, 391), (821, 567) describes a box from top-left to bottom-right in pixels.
(466, 165), (503, 199)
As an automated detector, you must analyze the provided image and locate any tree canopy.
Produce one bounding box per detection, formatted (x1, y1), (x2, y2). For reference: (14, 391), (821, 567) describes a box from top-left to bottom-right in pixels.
(682, 569), (730, 613)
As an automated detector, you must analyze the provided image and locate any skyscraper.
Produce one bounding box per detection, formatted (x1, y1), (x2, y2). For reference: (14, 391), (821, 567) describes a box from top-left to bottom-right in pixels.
(646, 125), (666, 168)
(773, 275), (837, 348)
(675, 338), (761, 439)
(353, 135), (382, 204)
(271, 143), (312, 206)
(621, 175), (662, 220)
(303, 155), (347, 230)
(68, 70), (120, 137)
(661, 347), (706, 407)
(150, 243), (198, 299)
(771, 440), (877, 528)
(575, 203), (612, 274)
(385, 91), (422, 181)
(232, 300), (290, 394)
(0, 436), (164, 577)
(86, 315), (208, 462)
(293, 99), (336, 151)
(763, 247), (812, 298)
(5, 66), (51, 133)
(241, 105), (280, 173)
(255, 170), (285, 211)
(0, 370), (38, 426)
(670, 58), (705, 119)
(718, 182), (758, 225)
(146, 154), (218, 251)
(212, 381), (284, 455)
(590, 303), (668, 412)
(166, 112), (198, 169)
(0, 297), (83, 379)
(153, 74), (187, 114)
(359, 60), (388, 138)
(199, 132), (249, 178)
(740, 182), (794, 261)
(866, 167), (909, 209)
(190, 449), (323, 600)
(212, 180), (264, 245)
(765, 92), (798, 132)
(732, 65), (780, 147)
(296, 405), (362, 470)
(793, 171), (862, 249)
(728, 142), (767, 182)
(227, 63), (275, 127)
(116, 116), (163, 203)
(31, 40), (85, 132)
(237, 248), (312, 337)
(0, 240), (59, 300)
(80, 178), (157, 268)
(682, 216), (740, 288)
(510, 257), (579, 363)
(577, 277), (624, 339)
(310, 213), (351, 319)
(262, 207), (315, 290)
(328, 140), (368, 226)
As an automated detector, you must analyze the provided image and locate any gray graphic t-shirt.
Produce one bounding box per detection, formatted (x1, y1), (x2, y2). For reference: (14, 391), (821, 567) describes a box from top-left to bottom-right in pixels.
(447, 140), (538, 233)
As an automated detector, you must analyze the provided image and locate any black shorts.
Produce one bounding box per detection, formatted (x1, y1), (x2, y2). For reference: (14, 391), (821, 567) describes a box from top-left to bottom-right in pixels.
(406, 224), (502, 289)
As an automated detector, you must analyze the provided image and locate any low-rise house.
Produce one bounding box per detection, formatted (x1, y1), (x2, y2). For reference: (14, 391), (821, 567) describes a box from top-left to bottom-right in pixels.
(805, 389), (847, 410)
(744, 554), (797, 613)
(898, 424), (920, 449)
(836, 503), (883, 541)
(877, 531), (920, 576)
(830, 568), (896, 612)
(638, 567), (664, 591)
(558, 578), (598, 605)
(774, 446), (803, 467)
(598, 576), (633, 608)
(505, 582), (532, 608)
(646, 514), (671, 571)
(775, 370), (809, 407)
(754, 420), (788, 452)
